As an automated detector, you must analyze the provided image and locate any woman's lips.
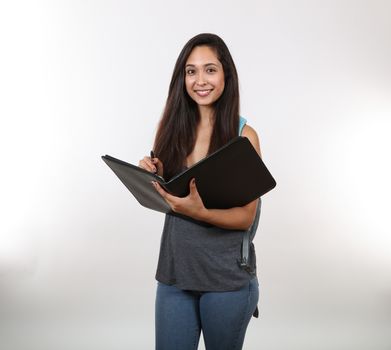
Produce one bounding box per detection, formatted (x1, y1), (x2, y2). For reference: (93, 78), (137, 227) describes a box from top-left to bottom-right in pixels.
(195, 89), (212, 97)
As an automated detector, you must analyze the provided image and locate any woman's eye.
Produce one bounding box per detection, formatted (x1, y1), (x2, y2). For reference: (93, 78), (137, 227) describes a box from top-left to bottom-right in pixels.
(207, 68), (216, 73)
(186, 69), (194, 75)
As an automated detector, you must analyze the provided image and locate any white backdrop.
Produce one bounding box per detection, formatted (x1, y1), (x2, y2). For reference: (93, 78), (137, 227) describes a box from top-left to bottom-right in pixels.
(0, 1), (390, 349)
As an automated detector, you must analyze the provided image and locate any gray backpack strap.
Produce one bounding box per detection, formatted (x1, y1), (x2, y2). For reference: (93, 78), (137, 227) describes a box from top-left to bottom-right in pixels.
(238, 198), (261, 273)
(238, 198), (262, 319)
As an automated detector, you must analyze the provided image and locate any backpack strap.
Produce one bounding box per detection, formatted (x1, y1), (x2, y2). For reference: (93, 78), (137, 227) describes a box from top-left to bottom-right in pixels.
(238, 198), (261, 274)
(238, 198), (261, 318)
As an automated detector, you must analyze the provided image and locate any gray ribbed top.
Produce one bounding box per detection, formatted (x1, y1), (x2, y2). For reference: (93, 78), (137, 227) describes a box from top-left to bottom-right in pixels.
(155, 116), (259, 291)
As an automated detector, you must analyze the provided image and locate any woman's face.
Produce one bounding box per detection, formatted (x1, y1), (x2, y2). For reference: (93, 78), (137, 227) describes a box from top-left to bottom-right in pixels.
(185, 45), (225, 108)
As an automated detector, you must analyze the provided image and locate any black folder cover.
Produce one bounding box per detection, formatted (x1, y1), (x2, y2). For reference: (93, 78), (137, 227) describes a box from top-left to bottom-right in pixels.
(102, 136), (276, 214)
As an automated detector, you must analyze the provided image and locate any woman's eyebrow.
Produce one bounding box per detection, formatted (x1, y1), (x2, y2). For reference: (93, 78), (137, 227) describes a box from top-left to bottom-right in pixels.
(185, 63), (219, 68)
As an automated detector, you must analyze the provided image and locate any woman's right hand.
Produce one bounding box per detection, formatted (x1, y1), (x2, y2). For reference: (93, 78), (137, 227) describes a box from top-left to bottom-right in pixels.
(138, 155), (164, 177)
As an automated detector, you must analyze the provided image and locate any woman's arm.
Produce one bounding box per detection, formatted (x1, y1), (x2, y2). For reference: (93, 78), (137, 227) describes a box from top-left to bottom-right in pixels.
(200, 198), (259, 230)
(152, 124), (262, 231)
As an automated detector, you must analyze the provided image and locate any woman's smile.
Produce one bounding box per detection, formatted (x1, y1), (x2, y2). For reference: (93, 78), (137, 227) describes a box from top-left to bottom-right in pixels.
(195, 89), (213, 97)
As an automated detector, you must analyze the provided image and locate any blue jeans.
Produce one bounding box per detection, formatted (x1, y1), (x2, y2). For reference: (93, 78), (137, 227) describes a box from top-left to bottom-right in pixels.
(155, 277), (259, 350)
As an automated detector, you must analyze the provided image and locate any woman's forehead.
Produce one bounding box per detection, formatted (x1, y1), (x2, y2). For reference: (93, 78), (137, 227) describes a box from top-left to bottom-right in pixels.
(186, 46), (221, 66)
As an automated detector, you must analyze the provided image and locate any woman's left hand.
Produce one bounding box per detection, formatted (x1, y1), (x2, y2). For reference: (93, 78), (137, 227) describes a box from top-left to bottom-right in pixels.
(152, 178), (207, 220)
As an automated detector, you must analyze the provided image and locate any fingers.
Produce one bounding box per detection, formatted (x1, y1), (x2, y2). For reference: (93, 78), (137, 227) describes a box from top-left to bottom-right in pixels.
(152, 179), (204, 216)
(138, 156), (157, 173)
(151, 181), (161, 194)
(189, 178), (197, 193)
(152, 157), (164, 176)
(139, 156), (164, 177)
(152, 181), (172, 200)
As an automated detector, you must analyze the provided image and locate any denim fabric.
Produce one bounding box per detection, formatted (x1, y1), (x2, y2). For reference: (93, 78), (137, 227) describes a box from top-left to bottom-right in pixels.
(155, 276), (259, 350)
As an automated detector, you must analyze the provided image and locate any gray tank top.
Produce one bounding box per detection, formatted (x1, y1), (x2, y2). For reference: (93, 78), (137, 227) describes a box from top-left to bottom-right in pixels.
(155, 116), (260, 291)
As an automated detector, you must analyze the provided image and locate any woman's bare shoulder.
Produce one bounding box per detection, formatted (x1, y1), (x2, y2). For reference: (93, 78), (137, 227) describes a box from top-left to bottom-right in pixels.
(241, 124), (262, 158)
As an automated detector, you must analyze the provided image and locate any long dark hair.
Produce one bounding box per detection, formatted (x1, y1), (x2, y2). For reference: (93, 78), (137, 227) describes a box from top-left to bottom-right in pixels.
(153, 33), (240, 180)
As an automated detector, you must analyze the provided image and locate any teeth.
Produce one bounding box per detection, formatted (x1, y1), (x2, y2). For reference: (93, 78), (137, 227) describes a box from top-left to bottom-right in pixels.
(196, 89), (211, 96)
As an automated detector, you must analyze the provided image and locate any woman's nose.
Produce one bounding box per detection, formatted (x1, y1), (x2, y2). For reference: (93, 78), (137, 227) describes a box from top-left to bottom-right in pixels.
(196, 72), (207, 85)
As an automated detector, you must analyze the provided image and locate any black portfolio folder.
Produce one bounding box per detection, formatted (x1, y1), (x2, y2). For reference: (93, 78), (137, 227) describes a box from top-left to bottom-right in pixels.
(102, 136), (276, 214)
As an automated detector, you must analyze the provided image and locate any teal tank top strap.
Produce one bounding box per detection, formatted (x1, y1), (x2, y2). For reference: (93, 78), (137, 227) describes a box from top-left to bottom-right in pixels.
(239, 116), (247, 136)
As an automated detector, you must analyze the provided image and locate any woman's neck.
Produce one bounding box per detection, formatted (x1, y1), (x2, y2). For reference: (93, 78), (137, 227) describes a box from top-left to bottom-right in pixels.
(198, 105), (215, 127)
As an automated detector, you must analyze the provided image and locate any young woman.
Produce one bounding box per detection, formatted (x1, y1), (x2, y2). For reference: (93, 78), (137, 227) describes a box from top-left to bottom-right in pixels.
(138, 33), (262, 350)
